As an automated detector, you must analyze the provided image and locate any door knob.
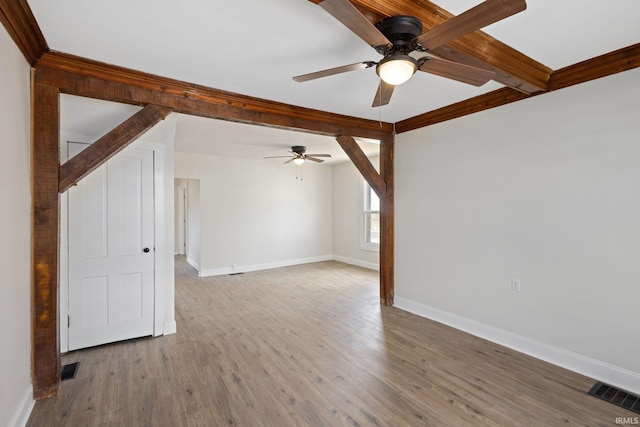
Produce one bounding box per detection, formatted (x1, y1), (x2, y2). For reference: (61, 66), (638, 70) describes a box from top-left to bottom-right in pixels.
(143, 247), (150, 253)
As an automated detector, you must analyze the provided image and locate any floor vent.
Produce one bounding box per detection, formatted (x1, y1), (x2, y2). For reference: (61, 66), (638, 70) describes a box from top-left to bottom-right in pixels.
(588, 382), (640, 414)
(61, 362), (79, 381)
(229, 272), (244, 276)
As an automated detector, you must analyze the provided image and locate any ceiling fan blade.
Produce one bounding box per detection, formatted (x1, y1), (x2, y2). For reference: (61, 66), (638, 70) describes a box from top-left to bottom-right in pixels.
(318, 0), (392, 49)
(305, 154), (332, 157)
(372, 80), (395, 107)
(416, 0), (526, 50)
(264, 155), (294, 159)
(284, 158), (295, 164)
(305, 156), (325, 163)
(293, 61), (375, 82)
(419, 57), (495, 86)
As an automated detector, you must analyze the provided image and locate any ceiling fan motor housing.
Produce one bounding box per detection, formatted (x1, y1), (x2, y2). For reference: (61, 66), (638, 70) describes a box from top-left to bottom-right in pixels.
(375, 16), (422, 85)
(375, 15), (423, 55)
(291, 145), (306, 156)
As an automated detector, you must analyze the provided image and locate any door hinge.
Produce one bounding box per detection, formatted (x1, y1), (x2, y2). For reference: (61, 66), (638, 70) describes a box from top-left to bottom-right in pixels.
(68, 315), (70, 328)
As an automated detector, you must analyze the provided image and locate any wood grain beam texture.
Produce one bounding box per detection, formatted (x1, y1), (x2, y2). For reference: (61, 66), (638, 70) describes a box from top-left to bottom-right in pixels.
(335, 135), (385, 198)
(31, 80), (61, 399)
(396, 44), (640, 133)
(59, 104), (173, 193)
(311, 0), (551, 94)
(0, 0), (47, 65)
(335, 135), (394, 305)
(35, 52), (393, 141)
(379, 135), (394, 305)
(548, 43), (640, 91)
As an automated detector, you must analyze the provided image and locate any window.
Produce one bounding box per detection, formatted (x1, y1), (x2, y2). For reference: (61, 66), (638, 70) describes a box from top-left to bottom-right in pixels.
(361, 181), (380, 251)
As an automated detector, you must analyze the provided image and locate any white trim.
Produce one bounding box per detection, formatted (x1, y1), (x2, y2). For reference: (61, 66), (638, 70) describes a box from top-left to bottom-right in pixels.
(360, 180), (380, 253)
(186, 256), (200, 273)
(394, 296), (640, 396)
(333, 255), (379, 271)
(163, 321), (177, 335)
(199, 255), (333, 277)
(131, 140), (167, 338)
(148, 143), (166, 337)
(359, 240), (380, 253)
(9, 385), (34, 427)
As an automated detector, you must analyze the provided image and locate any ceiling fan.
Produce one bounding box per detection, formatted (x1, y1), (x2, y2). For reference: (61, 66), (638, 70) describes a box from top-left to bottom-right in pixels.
(293, 0), (526, 107)
(264, 146), (332, 165)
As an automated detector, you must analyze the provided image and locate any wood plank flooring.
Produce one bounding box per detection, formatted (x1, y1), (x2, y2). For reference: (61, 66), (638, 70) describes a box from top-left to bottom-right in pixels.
(27, 258), (624, 426)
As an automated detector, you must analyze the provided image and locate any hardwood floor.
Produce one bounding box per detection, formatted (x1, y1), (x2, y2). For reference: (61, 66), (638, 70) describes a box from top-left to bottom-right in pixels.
(27, 258), (623, 426)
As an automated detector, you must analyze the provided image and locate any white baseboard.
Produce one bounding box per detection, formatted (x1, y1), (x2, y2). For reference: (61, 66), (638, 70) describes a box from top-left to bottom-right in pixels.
(333, 255), (379, 271)
(394, 296), (640, 396)
(9, 385), (34, 427)
(186, 257), (200, 274)
(199, 255), (334, 277)
(163, 320), (177, 335)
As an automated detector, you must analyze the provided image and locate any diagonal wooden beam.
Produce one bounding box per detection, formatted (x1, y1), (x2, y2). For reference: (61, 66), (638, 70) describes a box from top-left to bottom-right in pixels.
(58, 104), (173, 193)
(335, 135), (385, 198)
(0, 0), (48, 65)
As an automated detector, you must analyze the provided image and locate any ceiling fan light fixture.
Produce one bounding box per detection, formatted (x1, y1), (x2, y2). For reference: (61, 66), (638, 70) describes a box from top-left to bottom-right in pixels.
(377, 54), (417, 86)
(293, 157), (305, 165)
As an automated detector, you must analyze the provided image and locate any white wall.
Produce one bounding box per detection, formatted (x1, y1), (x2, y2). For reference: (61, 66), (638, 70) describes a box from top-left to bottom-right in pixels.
(175, 178), (201, 268)
(175, 153), (333, 275)
(332, 157), (380, 270)
(395, 68), (640, 394)
(185, 179), (201, 270)
(0, 27), (34, 427)
(174, 180), (186, 254)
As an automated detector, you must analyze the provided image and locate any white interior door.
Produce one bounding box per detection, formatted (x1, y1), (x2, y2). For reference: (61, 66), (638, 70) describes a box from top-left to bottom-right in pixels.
(68, 144), (155, 350)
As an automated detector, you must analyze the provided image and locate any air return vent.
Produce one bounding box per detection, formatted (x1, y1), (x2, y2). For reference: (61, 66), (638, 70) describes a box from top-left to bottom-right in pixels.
(588, 382), (640, 414)
(61, 362), (79, 381)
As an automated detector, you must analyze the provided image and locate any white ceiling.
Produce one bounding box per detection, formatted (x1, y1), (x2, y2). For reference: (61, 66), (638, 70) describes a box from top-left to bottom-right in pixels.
(35, 0), (640, 160)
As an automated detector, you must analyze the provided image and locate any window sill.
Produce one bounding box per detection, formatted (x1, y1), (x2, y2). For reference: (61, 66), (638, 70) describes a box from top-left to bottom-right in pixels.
(360, 243), (380, 253)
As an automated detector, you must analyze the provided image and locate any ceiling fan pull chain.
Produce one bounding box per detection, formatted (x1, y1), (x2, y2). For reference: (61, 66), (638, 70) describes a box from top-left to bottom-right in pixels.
(379, 89), (383, 127)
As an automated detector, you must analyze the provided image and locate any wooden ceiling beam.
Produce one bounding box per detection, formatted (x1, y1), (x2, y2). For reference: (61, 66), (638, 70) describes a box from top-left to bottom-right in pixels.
(58, 104), (173, 193)
(352, 0), (551, 90)
(548, 43), (640, 91)
(396, 87), (528, 132)
(310, 0), (550, 93)
(35, 52), (393, 141)
(0, 0), (47, 65)
(396, 44), (640, 133)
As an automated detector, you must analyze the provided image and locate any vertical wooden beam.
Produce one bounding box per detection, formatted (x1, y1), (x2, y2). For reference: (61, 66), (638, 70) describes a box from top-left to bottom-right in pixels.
(335, 134), (394, 306)
(379, 134), (394, 306)
(31, 78), (60, 399)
